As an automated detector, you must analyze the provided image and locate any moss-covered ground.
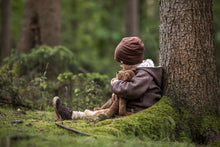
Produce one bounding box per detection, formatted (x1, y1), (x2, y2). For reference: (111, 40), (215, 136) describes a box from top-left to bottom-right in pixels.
(0, 97), (219, 147)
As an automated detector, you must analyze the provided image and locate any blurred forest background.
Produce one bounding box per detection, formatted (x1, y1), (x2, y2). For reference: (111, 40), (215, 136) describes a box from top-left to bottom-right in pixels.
(0, 0), (219, 110)
(0, 1), (219, 146)
(0, 0), (220, 76)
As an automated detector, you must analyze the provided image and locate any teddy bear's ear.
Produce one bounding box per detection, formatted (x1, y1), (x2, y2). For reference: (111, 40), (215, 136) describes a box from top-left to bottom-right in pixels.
(129, 70), (135, 78)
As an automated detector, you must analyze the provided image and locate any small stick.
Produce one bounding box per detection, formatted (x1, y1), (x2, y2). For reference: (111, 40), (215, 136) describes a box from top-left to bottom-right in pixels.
(11, 120), (23, 124)
(55, 123), (92, 136)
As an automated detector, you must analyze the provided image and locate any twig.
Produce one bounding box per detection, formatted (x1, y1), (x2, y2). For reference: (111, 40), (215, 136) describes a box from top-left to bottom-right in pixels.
(6, 135), (33, 147)
(11, 120), (23, 124)
(55, 123), (92, 136)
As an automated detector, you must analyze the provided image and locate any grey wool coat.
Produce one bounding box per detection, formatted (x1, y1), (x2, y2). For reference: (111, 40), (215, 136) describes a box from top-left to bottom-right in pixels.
(112, 67), (163, 113)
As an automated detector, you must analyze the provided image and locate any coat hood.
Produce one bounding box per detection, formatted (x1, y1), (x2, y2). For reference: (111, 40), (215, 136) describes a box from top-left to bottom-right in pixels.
(136, 67), (163, 88)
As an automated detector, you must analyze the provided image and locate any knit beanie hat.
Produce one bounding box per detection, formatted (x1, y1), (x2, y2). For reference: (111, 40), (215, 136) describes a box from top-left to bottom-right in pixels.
(114, 37), (145, 65)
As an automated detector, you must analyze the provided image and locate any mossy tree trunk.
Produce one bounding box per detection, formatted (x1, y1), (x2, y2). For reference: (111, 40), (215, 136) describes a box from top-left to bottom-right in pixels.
(17, 0), (62, 53)
(159, 0), (220, 114)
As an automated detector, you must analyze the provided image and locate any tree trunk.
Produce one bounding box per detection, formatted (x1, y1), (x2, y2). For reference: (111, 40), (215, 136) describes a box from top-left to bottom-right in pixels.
(126, 0), (139, 36)
(1, 0), (11, 63)
(17, 0), (62, 53)
(159, 0), (220, 113)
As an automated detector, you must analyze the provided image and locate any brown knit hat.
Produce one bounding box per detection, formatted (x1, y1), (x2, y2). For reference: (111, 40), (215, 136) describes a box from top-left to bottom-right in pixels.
(114, 37), (145, 65)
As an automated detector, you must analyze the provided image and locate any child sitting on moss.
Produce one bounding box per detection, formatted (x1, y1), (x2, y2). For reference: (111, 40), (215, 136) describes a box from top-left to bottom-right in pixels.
(53, 37), (163, 120)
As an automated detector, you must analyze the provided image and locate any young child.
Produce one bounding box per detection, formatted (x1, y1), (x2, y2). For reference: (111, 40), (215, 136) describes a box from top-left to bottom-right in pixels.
(53, 37), (163, 120)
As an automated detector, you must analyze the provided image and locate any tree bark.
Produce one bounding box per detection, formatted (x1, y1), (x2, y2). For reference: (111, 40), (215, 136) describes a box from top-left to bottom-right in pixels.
(1, 0), (11, 63)
(126, 0), (139, 36)
(159, 0), (220, 113)
(17, 0), (62, 53)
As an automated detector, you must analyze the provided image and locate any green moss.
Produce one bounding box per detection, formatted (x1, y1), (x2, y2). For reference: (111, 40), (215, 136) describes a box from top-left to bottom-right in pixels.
(0, 106), (196, 147)
(174, 107), (220, 144)
(62, 96), (179, 140)
(200, 112), (220, 134)
(62, 96), (220, 145)
(195, 111), (220, 144)
(207, 140), (220, 147)
(1, 96), (218, 146)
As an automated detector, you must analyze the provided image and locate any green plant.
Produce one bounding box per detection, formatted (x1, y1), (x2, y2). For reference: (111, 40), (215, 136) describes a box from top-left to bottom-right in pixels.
(0, 64), (19, 107)
(0, 62), (54, 110)
(57, 72), (111, 111)
(6, 46), (77, 79)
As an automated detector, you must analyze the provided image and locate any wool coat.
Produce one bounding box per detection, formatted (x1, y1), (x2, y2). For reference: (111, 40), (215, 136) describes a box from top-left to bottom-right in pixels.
(112, 67), (163, 113)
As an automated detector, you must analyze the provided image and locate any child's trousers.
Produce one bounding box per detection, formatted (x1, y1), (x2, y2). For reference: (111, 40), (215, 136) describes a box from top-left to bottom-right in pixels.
(71, 109), (109, 120)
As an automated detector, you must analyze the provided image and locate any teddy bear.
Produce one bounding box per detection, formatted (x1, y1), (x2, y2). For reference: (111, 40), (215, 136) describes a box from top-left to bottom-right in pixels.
(94, 69), (135, 118)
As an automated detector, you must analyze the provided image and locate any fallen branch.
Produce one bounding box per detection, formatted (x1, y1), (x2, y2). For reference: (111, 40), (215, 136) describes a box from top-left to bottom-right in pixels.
(11, 120), (23, 124)
(55, 123), (92, 136)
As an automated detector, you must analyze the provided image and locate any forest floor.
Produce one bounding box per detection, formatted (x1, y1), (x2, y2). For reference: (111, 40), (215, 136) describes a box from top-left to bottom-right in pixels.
(0, 106), (197, 147)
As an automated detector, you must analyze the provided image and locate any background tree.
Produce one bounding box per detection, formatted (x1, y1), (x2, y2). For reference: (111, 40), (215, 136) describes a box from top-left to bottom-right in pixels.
(1, 0), (11, 64)
(0, 0), (219, 78)
(16, 0), (61, 53)
(126, 0), (139, 36)
(159, 0), (220, 113)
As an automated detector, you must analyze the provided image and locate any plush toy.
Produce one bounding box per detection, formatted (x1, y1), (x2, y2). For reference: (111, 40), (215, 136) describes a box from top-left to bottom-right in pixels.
(94, 69), (135, 118)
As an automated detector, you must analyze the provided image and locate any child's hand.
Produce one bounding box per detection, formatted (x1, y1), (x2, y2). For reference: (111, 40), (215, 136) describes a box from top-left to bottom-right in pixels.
(111, 78), (118, 86)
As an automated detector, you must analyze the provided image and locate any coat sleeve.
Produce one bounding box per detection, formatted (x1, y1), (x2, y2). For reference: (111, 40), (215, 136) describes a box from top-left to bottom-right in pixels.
(112, 71), (153, 100)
